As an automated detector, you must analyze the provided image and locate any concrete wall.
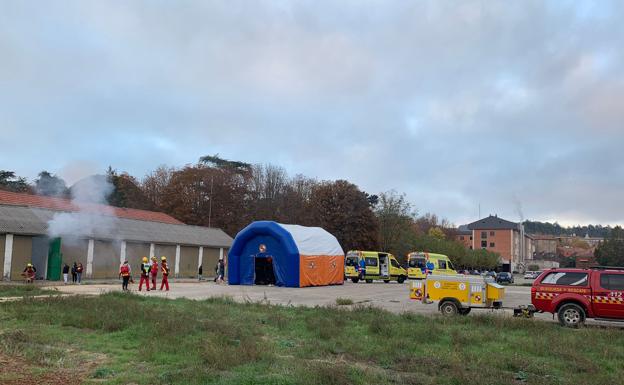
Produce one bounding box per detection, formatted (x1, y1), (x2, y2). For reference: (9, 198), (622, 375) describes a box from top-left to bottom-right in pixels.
(179, 246), (199, 278)
(154, 244), (177, 273)
(202, 247), (221, 277)
(61, 237), (89, 270)
(126, 242), (151, 273)
(0, 234), (5, 278)
(92, 240), (121, 279)
(476, 229), (513, 262)
(10, 235), (33, 279)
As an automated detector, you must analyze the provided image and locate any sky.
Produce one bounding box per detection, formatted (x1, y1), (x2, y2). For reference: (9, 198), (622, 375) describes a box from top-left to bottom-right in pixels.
(1, 0), (623, 227)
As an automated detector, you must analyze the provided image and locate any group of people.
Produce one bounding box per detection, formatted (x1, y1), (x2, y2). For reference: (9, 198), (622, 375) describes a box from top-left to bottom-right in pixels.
(118, 256), (170, 292)
(62, 262), (84, 284)
(20, 256), (224, 289)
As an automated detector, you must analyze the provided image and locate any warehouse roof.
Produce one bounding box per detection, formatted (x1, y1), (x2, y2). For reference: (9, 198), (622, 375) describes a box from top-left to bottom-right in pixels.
(0, 193), (232, 248)
(0, 190), (182, 224)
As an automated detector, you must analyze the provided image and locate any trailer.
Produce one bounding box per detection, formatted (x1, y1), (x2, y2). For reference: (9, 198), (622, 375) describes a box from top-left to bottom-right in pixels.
(410, 274), (535, 317)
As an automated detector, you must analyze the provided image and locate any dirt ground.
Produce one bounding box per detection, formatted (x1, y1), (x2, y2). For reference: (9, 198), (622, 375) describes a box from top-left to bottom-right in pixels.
(0, 353), (91, 385)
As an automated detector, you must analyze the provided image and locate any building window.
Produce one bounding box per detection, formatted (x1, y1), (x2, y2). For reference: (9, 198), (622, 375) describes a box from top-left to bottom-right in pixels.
(460, 236), (465, 240)
(469, 246), (473, 250)
(490, 231), (495, 236)
(490, 242), (495, 248)
(481, 240), (487, 248)
(481, 231), (487, 239)
(470, 236), (473, 240)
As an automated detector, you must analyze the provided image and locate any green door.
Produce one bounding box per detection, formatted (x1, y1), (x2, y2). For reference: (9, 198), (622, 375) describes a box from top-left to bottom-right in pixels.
(46, 238), (62, 281)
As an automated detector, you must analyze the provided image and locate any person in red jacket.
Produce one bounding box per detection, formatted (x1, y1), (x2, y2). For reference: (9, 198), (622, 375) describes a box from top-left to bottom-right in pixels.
(139, 257), (151, 292)
(150, 256), (159, 290)
(160, 256), (170, 291)
(119, 260), (131, 291)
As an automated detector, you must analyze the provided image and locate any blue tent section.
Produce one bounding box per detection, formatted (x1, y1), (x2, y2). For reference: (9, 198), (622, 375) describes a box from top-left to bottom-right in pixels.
(228, 221), (300, 287)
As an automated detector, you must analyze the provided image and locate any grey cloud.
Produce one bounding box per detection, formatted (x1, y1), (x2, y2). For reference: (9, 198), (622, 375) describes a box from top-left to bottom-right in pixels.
(1, 0), (623, 226)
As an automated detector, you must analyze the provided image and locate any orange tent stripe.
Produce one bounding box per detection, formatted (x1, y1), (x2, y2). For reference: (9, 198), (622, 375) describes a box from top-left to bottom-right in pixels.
(299, 255), (344, 287)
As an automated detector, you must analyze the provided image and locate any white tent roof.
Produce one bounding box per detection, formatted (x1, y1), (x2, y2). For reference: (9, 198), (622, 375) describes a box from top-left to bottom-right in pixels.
(278, 223), (344, 257)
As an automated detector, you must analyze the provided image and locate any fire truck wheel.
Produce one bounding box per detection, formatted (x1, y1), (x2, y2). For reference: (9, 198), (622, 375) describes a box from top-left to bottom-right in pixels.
(351, 278), (359, 283)
(384, 280), (390, 283)
(439, 301), (459, 316)
(397, 276), (406, 284)
(557, 303), (585, 328)
(459, 308), (471, 316)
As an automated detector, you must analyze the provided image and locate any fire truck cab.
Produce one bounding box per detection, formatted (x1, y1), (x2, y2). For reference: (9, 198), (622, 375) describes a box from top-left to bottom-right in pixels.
(531, 267), (624, 327)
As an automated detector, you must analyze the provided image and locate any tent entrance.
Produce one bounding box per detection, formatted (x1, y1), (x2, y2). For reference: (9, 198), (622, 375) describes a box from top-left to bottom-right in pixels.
(255, 256), (276, 285)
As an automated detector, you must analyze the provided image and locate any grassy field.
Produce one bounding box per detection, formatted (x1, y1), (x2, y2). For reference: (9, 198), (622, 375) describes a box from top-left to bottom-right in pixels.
(0, 284), (59, 298)
(0, 293), (623, 385)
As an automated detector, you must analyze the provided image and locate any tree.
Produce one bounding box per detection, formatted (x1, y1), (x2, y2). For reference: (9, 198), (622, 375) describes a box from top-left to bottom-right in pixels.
(428, 227), (446, 240)
(309, 180), (379, 251)
(199, 154), (252, 174)
(595, 226), (624, 267)
(34, 171), (68, 197)
(0, 170), (30, 193)
(374, 191), (416, 258)
(109, 173), (157, 211)
(141, 166), (175, 208)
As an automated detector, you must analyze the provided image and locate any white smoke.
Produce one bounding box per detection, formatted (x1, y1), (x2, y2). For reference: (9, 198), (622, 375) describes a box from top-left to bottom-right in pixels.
(47, 175), (119, 241)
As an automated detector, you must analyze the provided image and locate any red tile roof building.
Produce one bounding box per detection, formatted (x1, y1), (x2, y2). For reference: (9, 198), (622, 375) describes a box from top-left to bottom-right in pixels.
(0, 190), (182, 224)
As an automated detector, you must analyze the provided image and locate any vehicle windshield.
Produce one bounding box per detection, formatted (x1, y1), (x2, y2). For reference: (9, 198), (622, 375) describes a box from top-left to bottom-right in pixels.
(345, 256), (359, 267)
(408, 257), (426, 268)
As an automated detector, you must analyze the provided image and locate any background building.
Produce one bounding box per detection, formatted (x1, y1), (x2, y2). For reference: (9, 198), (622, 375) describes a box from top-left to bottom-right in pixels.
(1, 190), (232, 281)
(465, 215), (533, 272)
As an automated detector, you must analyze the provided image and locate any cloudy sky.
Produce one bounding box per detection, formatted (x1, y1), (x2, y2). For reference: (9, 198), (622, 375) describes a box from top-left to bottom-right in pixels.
(1, 1), (623, 226)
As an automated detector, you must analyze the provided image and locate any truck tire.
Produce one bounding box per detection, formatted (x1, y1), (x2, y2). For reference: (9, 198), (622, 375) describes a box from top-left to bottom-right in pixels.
(557, 303), (586, 328)
(397, 276), (406, 284)
(351, 278), (359, 283)
(439, 301), (459, 316)
(459, 308), (471, 316)
(383, 280), (390, 283)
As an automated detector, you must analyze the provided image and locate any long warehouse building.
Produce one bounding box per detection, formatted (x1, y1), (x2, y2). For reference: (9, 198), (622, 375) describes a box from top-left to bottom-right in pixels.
(0, 190), (232, 281)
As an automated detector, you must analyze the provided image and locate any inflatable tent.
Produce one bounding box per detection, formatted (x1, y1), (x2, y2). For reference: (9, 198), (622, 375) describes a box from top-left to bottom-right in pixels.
(228, 221), (344, 287)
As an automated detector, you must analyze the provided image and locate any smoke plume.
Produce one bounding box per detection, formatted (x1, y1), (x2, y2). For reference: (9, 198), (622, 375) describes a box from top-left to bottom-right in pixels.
(47, 175), (119, 241)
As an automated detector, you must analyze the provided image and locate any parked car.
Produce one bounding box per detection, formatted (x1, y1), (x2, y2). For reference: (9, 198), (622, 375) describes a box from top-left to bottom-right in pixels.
(532, 267), (624, 327)
(524, 271), (541, 280)
(469, 270), (481, 275)
(496, 272), (514, 284)
(484, 271), (496, 278)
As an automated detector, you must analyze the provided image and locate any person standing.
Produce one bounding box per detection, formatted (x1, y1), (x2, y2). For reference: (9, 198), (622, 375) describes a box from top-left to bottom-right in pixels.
(76, 263), (84, 284)
(119, 260), (131, 291)
(71, 262), (78, 283)
(216, 259), (225, 284)
(150, 256), (159, 290)
(160, 256), (170, 291)
(198, 265), (203, 281)
(139, 257), (151, 291)
(358, 257), (367, 281)
(62, 264), (70, 284)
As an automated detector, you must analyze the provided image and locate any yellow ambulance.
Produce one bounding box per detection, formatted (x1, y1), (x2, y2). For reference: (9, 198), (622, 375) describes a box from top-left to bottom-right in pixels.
(345, 250), (407, 283)
(407, 252), (457, 279)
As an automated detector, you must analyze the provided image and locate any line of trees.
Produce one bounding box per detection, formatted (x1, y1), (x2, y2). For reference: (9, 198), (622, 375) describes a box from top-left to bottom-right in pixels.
(523, 220), (613, 238)
(2, 157), (500, 268)
(595, 226), (624, 267)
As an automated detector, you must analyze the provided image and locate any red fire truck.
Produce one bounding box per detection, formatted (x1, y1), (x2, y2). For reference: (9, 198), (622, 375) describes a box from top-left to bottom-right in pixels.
(531, 267), (624, 327)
